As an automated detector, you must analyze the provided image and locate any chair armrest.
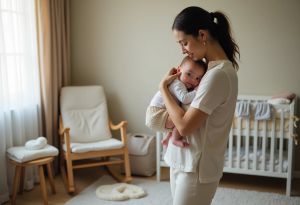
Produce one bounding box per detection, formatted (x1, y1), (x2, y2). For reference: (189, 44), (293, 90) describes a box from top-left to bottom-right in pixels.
(109, 120), (128, 130)
(58, 115), (72, 154)
(59, 115), (70, 135)
(109, 119), (128, 143)
(59, 127), (70, 136)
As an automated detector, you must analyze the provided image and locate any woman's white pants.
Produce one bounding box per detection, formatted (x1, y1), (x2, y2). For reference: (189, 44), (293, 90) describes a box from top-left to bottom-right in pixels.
(170, 167), (219, 205)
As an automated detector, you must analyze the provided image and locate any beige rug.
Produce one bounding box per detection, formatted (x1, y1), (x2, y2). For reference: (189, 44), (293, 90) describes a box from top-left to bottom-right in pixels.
(65, 175), (300, 205)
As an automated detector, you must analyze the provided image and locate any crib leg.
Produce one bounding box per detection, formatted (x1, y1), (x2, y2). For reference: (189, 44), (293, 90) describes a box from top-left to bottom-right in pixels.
(286, 176), (291, 196)
(156, 132), (162, 182)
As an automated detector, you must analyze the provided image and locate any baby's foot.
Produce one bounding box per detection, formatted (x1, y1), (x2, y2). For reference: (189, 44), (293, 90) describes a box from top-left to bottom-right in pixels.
(172, 140), (189, 148)
(161, 138), (169, 148)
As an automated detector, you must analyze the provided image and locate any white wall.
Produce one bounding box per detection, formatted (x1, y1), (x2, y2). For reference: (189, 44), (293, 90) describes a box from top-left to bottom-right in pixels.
(70, 0), (300, 169)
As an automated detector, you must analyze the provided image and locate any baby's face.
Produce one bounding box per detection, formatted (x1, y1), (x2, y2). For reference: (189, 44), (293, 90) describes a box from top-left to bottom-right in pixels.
(179, 61), (205, 89)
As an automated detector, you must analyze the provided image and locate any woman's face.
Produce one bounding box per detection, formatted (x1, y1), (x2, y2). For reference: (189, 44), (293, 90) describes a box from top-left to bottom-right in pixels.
(173, 29), (204, 61)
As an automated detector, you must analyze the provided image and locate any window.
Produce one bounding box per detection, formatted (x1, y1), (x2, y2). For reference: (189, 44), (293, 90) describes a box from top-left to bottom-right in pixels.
(0, 0), (40, 110)
(0, 2), (41, 203)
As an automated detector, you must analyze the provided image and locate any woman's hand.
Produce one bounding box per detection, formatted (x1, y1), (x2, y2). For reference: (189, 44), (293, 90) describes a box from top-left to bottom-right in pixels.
(159, 67), (181, 91)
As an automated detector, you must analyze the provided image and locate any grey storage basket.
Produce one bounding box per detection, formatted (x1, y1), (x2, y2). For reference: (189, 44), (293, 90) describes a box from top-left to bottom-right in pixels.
(124, 133), (156, 176)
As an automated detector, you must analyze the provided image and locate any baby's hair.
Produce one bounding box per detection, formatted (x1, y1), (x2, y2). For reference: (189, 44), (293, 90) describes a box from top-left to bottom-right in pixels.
(180, 56), (207, 72)
(194, 59), (208, 73)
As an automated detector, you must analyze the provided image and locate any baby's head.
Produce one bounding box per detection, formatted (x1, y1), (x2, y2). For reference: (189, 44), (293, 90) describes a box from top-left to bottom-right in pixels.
(178, 56), (207, 89)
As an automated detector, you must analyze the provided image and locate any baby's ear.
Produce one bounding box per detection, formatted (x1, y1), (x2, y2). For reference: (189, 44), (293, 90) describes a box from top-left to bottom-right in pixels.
(176, 67), (181, 73)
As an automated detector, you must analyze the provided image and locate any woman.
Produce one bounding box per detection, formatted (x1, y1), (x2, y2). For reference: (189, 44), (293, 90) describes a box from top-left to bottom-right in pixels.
(146, 6), (240, 205)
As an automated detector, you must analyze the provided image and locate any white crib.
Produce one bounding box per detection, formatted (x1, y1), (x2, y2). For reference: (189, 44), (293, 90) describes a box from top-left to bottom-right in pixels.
(156, 95), (298, 196)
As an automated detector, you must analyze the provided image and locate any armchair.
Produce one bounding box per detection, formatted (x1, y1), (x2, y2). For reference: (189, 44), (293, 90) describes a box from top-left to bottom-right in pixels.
(59, 86), (132, 193)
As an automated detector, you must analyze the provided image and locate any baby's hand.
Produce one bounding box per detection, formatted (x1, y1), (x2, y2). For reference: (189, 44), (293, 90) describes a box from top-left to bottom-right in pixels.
(159, 67), (181, 90)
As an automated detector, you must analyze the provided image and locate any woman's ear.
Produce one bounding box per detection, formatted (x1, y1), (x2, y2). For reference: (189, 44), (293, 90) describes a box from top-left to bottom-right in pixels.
(198, 29), (208, 42)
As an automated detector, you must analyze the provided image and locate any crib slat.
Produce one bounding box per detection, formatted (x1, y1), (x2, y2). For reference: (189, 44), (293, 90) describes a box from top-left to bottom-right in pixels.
(156, 132), (162, 181)
(237, 117), (242, 168)
(229, 127), (233, 168)
(253, 116), (258, 170)
(270, 118), (275, 172)
(279, 110), (284, 173)
(262, 120), (267, 171)
(245, 117), (250, 169)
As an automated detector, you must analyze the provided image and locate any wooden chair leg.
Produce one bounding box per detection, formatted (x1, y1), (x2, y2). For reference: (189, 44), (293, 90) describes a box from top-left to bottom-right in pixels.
(65, 158), (75, 193)
(46, 162), (56, 194)
(19, 167), (25, 194)
(11, 165), (22, 205)
(59, 152), (69, 191)
(123, 149), (132, 182)
(38, 165), (48, 205)
(60, 161), (68, 192)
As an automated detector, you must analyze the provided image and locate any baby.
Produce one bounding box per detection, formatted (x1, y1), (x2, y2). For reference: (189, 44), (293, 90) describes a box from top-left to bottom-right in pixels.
(149, 56), (207, 148)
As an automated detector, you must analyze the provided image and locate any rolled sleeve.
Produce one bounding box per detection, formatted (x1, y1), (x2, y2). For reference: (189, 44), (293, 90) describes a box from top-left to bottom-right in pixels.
(145, 106), (172, 132)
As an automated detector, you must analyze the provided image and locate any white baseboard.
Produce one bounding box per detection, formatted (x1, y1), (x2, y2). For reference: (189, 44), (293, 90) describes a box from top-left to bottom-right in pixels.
(294, 171), (300, 178)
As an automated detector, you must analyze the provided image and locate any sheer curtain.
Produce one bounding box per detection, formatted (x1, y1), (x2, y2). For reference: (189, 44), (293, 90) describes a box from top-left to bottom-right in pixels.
(0, 0), (41, 203)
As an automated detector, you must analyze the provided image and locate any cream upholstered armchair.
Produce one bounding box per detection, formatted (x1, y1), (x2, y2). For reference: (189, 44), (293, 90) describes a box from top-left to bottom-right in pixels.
(59, 85), (132, 193)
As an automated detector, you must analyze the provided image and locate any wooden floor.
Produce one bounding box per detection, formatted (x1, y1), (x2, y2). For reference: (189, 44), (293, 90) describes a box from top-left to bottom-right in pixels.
(3, 166), (300, 205)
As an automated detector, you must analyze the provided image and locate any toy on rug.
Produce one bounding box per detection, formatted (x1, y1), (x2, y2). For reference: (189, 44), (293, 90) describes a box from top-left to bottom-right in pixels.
(95, 183), (147, 201)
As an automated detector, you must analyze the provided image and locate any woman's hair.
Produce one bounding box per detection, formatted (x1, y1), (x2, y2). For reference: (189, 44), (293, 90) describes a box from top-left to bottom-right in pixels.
(172, 6), (240, 70)
(195, 59), (208, 73)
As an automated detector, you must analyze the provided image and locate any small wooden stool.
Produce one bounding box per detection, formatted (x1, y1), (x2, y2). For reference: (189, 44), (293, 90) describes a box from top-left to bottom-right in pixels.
(8, 156), (56, 205)
(6, 143), (59, 205)
(6, 145), (58, 204)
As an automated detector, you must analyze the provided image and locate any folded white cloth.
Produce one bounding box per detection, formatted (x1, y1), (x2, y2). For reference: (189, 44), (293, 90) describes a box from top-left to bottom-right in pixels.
(7, 145), (59, 163)
(235, 100), (250, 117)
(95, 183), (146, 201)
(255, 102), (272, 120)
(25, 136), (47, 150)
(267, 98), (290, 105)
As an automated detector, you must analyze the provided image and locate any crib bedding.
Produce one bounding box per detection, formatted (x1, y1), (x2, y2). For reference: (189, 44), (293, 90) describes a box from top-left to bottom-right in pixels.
(224, 148), (288, 172)
(224, 160), (288, 173)
(232, 117), (290, 132)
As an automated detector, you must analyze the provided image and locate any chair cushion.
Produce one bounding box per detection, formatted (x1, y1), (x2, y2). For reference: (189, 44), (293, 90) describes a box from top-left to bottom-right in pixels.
(7, 145), (59, 163)
(62, 105), (112, 142)
(63, 138), (124, 153)
(60, 86), (112, 143)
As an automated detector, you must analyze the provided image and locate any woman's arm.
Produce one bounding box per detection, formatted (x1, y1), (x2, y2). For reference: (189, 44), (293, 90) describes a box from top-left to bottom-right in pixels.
(159, 68), (208, 136)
